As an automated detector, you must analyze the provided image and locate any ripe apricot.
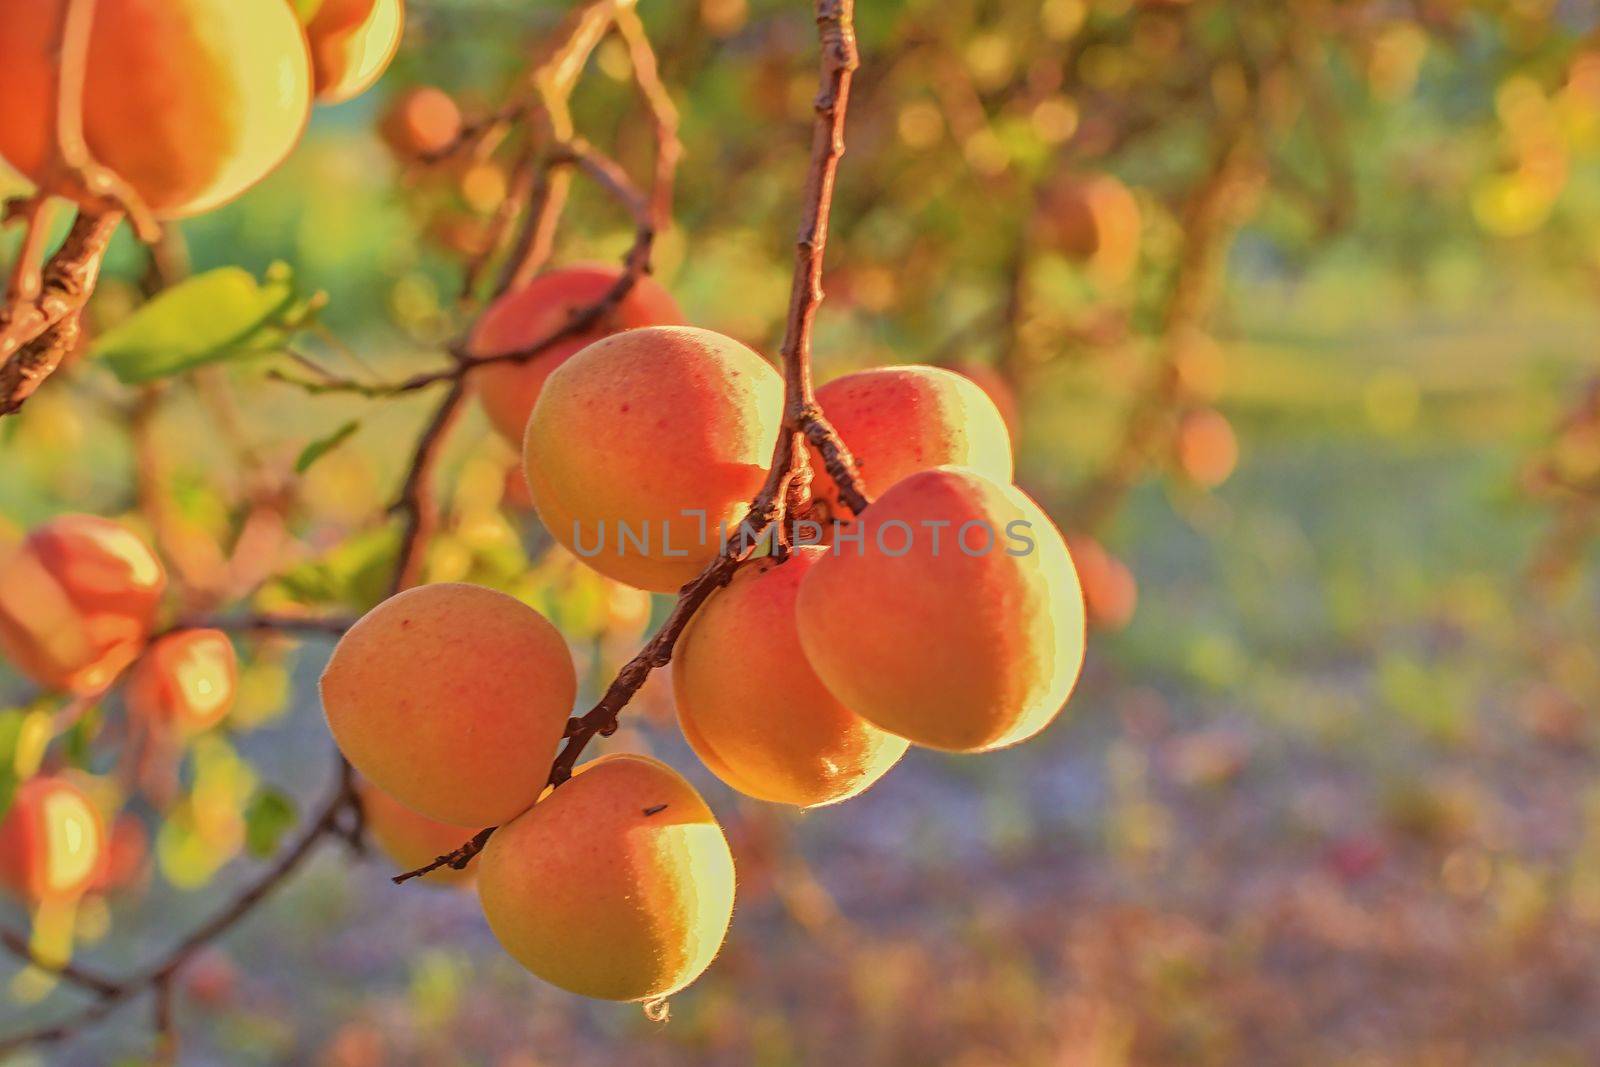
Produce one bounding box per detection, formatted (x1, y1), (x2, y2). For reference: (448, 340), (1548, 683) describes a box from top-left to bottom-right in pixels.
(796, 467), (1085, 752)
(477, 754), (735, 1001)
(0, 0), (312, 218)
(1174, 407), (1238, 488)
(379, 86), (462, 160)
(320, 583), (576, 827)
(951, 362), (1021, 443)
(673, 546), (908, 807)
(125, 629), (238, 735)
(523, 326), (783, 592)
(1040, 173), (1142, 284)
(1066, 534), (1137, 632)
(303, 0), (404, 105)
(0, 776), (106, 904)
(810, 365), (1014, 517)
(0, 514), (166, 694)
(470, 265), (685, 445)
(357, 780), (474, 887)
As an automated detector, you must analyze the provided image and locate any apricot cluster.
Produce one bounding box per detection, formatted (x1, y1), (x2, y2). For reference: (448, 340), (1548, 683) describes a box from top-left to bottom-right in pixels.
(0, 0), (402, 219)
(315, 292), (1087, 1003)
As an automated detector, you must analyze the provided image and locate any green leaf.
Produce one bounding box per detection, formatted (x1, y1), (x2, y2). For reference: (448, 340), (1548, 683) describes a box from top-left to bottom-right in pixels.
(94, 264), (321, 385)
(295, 419), (362, 474)
(244, 788), (297, 858)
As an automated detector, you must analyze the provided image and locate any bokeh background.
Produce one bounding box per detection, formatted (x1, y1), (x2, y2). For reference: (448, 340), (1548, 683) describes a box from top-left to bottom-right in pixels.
(6, 0), (1600, 1063)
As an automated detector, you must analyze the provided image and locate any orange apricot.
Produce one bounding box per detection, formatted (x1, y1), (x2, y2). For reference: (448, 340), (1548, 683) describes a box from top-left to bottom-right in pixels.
(0, 776), (106, 904)
(357, 780), (474, 887)
(1066, 534), (1137, 632)
(0, 514), (166, 694)
(796, 467), (1085, 752)
(470, 265), (685, 445)
(477, 754), (735, 1001)
(673, 546), (908, 807)
(1174, 407), (1238, 488)
(378, 85), (462, 160)
(124, 629), (238, 735)
(1039, 173), (1142, 284)
(0, 0), (312, 218)
(523, 326), (783, 592)
(303, 0), (405, 105)
(319, 583), (576, 827)
(809, 365), (1014, 519)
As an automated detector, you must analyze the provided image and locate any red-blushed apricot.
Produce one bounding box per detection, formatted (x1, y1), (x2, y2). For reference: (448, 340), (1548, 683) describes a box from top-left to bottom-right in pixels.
(0, 776), (106, 905)
(0, 0), (311, 218)
(91, 812), (149, 894)
(0, 514), (166, 694)
(470, 265), (685, 445)
(379, 86), (462, 160)
(319, 583), (576, 827)
(524, 326), (783, 592)
(809, 365), (1014, 519)
(1040, 173), (1142, 284)
(303, 0), (404, 105)
(951, 362), (1021, 444)
(357, 780), (474, 887)
(124, 629), (238, 735)
(673, 547), (908, 807)
(1174, 407), (1239, 488)
(1066, 534), (1137, 632)
(476, 754), (735, 1001)
(796, 467), (1085, 752)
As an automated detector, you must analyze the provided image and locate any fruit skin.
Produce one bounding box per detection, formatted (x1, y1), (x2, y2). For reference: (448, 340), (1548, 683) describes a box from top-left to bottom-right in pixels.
(470, 265), (684, 445)
(796, 467), (1085, 753)
(319, 583), (576, 827)
(124, 628), (238, 734)
(357, 780), (474, 887)
(0, 514), (167, 694)
(1067, 534), (1137, 632)
(303, 0), (404, 105)
(1175, 407), (1239, 488)
(379, 86), (461, 160)
(0, 776), (106, 904)
(0, 0), (312, 218)
(477, 754), (735, 1001)
(1039, 173), (1142, 284)
(810, 365), (1014, 518)
(673, 546), (908, 808)
(524, 326), (783, 592)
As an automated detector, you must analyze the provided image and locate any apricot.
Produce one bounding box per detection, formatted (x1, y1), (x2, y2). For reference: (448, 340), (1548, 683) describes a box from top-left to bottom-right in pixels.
(379, 86), (462, 160)
(1174, 407), (1238, 488)
(810, 365), (1014, 518)
(1040, 173), (1142, 284)
(319, 583), (576, 827)
(470, 265), (685, 445)
(795, 467), (1085, 752)
(477, 754), (735, 1001)
(0, 514), (166, 694)
(1066, 534), (1137, 632)
(0, 776), (106, 904)
(357, 780), (474, 887)
(951, 362), (1021, 444)
(673, 546), (908, 807)
(303, 0), (404, 105)
(523, 326), (783, 592)
(0, 0), (312, 218)
(125, 629), (238, 735)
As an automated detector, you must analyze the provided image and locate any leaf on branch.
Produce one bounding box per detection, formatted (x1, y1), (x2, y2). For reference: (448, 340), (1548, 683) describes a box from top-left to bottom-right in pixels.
(244, 787), (298, 858)
(93, 263), (324, 385)
(295, 419), (362, 474)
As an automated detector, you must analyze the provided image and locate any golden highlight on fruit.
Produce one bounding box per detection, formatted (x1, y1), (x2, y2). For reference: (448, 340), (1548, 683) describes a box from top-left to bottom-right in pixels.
(358, 781), (475, 887)
(0, 776), (106, 905)
(319, 583), (576, 827)
(125, 628), (239, 734)
(810, 365), (1015, 517)
(0, 0), (313, 218)
(470, 265), (685, 445)
(477, 754), (736, 1001)
(674, 546), (908, 807)
(796, 467), (1086, 752)
(524, 326), (783, 592)
(0, 514), (166, 694)
(304, 0), (404, 104)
